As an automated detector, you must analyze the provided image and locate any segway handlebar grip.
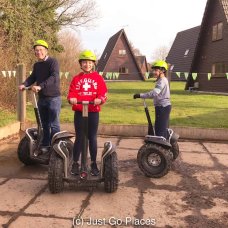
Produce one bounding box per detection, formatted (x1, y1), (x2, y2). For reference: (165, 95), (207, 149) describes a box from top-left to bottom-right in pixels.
(23, 86), (32, 91)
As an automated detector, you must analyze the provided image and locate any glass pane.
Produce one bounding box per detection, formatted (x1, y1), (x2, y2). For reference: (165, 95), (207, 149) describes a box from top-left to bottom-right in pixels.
(217, 22), (223, 40)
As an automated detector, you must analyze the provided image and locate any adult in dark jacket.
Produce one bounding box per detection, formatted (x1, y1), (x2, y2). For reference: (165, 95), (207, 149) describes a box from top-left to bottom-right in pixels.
(19, 40), (61, 151)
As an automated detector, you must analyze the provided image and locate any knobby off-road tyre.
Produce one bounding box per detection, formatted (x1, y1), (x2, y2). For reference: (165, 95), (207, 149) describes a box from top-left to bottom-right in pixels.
(171, 141), (179, 160)
(17, 136), (35, 165)
(48, 139), (73, 194)
(104, 152), (119, 193)
(137, 143), (171, 178)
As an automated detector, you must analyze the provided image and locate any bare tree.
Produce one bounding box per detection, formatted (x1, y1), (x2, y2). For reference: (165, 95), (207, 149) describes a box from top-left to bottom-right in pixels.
(57, 30), (82, 76)
(56, 0), (99, 28)
(151, 45), (170, 62)
(0, 0), (98, 67)
(129, 41), (142, 56)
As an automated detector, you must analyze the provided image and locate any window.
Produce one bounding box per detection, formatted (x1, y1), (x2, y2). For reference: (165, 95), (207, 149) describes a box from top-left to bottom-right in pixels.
(184, 49), (189, 57)
(119, 49), (126, 55)
(119, 67), (128, 74)
(212, 22), (223, 41)
(212, 62), (228, 77)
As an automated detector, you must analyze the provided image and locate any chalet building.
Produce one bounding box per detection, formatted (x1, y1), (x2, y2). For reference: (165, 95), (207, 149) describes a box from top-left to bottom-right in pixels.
(97, 29), (146, 80)
(135, 56), (149, 75)
(166, 26), (201, 81)
(185, 0), (228, 92)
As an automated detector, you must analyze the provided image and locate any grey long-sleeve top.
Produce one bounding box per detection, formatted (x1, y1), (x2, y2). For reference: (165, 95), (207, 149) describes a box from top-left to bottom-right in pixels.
(140, 76), (171, 107)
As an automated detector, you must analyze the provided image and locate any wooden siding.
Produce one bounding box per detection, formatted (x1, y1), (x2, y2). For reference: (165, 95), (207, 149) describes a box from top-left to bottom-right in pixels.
(97, 29), (145, 81)
(190, 0), (228, 92)
(103, 35), (143, 80)
(166, 26), (200, 81)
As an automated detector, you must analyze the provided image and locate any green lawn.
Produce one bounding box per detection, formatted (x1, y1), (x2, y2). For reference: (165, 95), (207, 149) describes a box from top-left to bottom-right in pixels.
(2, 81), (228, 128)
(0, 109), (17, 127)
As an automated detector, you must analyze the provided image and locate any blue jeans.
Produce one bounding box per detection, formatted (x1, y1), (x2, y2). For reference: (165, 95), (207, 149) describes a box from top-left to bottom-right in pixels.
(155, 105), (171, 138)
(38, 96), (61, 146)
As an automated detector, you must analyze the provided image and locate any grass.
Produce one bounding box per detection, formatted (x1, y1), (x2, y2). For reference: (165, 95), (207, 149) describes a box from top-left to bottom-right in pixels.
(0, 109), (17, 127)
(1, 81), (228, 128)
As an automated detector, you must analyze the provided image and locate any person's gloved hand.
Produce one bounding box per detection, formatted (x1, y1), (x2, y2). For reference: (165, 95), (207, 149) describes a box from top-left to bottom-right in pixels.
(133, 94), (140, 99)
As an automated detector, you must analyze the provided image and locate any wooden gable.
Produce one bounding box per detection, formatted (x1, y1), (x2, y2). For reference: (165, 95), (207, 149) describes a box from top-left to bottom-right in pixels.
(135, 56), (149, 74)
(97, 29), (145, 81)
(186, 0), (228, 92)
(166, 26), (200, 81)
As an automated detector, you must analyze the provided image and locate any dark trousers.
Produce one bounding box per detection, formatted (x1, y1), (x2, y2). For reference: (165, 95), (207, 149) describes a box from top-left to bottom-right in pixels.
(73, 111), (99, 162)
(38, 96), (61, 146)
(155, 105), (171, 138)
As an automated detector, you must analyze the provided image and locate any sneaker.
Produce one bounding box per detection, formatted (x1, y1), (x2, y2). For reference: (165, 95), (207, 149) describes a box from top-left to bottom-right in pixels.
(90, 162), (100, 176)
(71, 162), (80, 175)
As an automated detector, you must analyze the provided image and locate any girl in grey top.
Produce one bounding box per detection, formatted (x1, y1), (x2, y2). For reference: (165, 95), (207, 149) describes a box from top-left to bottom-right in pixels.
(133, 60), (171, 139)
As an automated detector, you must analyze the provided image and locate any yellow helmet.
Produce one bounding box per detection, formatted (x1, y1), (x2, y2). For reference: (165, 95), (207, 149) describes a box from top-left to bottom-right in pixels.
(152, 60), (168, 71)
(79, 50), (96, 62)
(33, 39), (48, 49)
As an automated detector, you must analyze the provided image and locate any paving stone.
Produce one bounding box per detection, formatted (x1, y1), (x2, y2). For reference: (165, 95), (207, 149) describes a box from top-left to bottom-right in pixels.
(0, 178), (7, 184)
(9, 216), (72, 228)
(116, 148), (137, 161)
(181, 151), (214, 167)
(25, 189), (88, 218)
(0, 179), (46, 212)
(118, 138), (144, 149)
(201, 198), (228, 222)
(193, 171), (225, 189)
(0, 215), (11, 227)
(0, 136), (227, 228)
(143, 189), (191, 227)
(179, 141), (206, 152)
(203, 142), (228, 155)
(83, 186), (139, 220)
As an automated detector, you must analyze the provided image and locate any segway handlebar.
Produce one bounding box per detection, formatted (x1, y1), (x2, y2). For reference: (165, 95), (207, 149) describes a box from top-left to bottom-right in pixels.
(134, 97), (154, 135)
(23, 86), (32, 91)
(76, 101), (94, 105)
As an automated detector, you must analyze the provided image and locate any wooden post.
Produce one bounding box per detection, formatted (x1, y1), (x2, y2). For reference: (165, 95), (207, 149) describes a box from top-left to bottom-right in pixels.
(16, 64), (26, 130)
(167, 63), (171, 88)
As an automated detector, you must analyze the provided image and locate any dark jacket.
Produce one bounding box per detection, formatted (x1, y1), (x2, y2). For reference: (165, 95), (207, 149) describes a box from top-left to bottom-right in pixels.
(23, 57), (61, 98)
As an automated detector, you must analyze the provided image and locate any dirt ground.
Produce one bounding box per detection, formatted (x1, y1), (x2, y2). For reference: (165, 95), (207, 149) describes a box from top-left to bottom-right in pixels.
(0, 135), (227, 228)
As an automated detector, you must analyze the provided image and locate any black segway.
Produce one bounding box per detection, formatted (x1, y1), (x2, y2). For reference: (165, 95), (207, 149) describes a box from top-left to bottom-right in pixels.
(48, 101), (119, 193)
(135, 98), (179, 178)
(17, 87), (74, 165)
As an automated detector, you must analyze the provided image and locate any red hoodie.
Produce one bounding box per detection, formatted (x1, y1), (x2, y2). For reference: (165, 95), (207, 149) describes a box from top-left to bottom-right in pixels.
(67, 71), (107, 112)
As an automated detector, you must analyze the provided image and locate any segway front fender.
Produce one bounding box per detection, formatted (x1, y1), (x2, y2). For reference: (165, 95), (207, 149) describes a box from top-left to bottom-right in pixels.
(145, 135), (171, 148)
(170, 132), (179, 143)
(51, 131), (74, 144)
(102, 141), (116, 158)
(52, 141), (70, 178)
(100, 141), (116, 177)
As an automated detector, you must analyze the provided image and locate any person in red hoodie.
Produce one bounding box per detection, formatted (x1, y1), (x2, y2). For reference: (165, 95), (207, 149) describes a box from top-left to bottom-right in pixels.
(67, 50), (107, 176)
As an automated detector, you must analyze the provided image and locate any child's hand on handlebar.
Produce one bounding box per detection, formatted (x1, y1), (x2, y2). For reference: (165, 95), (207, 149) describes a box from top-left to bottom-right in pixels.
(69, 98), (77, 105)
(94, 98), (102, 105)
(133, 94), (140, 99)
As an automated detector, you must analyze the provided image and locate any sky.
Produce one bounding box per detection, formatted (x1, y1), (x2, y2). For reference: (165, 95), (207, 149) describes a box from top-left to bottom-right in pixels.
(78, 0), (208, 62)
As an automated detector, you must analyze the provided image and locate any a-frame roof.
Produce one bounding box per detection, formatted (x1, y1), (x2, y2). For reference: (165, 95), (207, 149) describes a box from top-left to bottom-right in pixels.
(186, 0), (228, 89)
(97, 29), (145, 80)
(166, 26), (201, 74)
(135, 55), (148, 72)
